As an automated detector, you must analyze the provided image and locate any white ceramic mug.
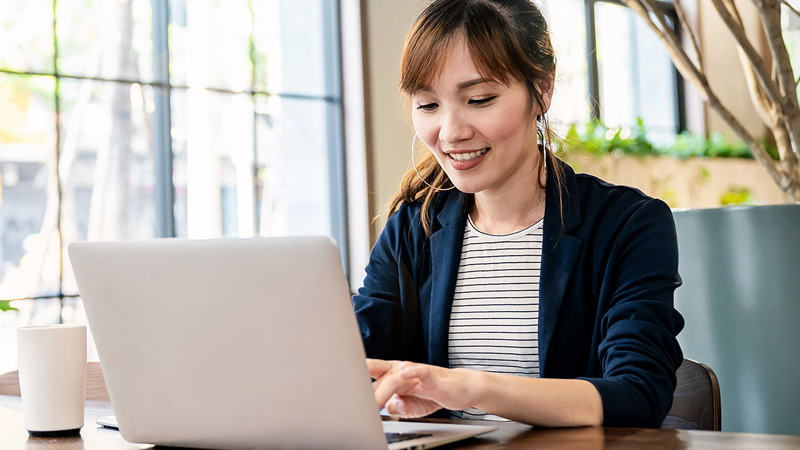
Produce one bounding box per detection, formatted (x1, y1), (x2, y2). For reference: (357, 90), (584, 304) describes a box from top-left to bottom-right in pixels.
(17, 324), (87, 436)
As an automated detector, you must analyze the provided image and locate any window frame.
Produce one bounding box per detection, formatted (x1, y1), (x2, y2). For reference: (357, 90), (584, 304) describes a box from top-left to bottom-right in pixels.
(584, 0), (686, 132)
(0, 0), (348, 312)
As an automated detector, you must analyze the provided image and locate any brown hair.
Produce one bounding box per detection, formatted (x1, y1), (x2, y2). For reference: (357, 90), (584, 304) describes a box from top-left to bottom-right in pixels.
(387, 0), (566, 236)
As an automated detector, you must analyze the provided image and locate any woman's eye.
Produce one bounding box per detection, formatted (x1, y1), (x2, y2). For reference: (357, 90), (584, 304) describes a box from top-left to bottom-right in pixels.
(416, 102), (438, 111)
(469, 96), (497, 106)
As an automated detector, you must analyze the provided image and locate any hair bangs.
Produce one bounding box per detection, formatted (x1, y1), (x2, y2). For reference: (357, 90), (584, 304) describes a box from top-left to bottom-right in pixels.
(400, 8), (462, 94)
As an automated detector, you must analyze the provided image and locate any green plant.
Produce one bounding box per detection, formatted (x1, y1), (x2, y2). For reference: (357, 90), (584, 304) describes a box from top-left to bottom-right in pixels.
(720, 187), (754, 206)
(621, 0), (800, 201)
(0, 300), (17, 312)
(561, 119), (778, 160)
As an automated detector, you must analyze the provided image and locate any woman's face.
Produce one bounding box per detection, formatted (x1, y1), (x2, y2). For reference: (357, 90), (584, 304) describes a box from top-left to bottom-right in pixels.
(411, 36), (552, 196)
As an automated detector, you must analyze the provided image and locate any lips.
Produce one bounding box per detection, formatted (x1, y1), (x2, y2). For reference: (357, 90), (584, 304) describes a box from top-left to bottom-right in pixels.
(448, 148), (489, 161)
(445, 147), (490, 170)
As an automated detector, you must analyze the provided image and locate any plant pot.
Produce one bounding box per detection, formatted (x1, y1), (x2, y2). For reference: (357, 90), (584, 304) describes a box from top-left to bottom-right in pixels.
(673, 204), (800, 435)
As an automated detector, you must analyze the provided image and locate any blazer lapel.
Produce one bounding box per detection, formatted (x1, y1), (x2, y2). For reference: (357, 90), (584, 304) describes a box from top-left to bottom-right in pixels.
(427, 192), (468, 367)
(538, 161), (583, 375)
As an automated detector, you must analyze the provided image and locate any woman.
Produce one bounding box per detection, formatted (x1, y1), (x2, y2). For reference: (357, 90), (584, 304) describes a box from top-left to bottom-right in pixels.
(353, 0), (684, 428)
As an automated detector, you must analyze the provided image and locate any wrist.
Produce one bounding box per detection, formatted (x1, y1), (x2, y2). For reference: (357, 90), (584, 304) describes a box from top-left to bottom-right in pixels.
(462, 368), (492, 410)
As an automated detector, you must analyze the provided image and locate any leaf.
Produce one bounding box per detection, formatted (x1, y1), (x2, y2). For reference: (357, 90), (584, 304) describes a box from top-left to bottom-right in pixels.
(0, 300), (17, 312)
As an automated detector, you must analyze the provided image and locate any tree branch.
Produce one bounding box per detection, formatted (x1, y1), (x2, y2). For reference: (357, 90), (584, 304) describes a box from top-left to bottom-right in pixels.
(782, 0), (800, 18)
(674, 0), (703, 70)
(757, 4), (800, 163)
(709, 0), (784, 111)
(619, 0), (791, 194)
(718, 0), (778, 126)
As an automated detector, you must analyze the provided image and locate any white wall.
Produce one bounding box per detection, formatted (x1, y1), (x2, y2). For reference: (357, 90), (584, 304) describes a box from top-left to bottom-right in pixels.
(361, 1), (427, 241)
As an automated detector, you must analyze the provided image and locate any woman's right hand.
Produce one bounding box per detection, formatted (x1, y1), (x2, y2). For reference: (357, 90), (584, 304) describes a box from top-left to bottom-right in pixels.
(367, 358), (478, 419)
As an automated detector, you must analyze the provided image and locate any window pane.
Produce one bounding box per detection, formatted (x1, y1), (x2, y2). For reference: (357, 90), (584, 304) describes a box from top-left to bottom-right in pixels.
(61, 297), (100, 361)
(171, 88), (255, 238)
(0, 74), (59, 300)
(168, 0), (252, 91)
(255, 95), (334, 237)
(58, 79), (159, 295)
(56, 0), (156, 82)
(595, 2), (677, 137)
(0, 0), (54, 73)
(252, 0), (340, 97)
(542, 0), (591, 130)
(0, 298), (63, 373)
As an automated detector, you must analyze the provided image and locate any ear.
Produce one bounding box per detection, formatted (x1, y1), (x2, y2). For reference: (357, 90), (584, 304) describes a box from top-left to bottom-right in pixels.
(533, 70), (555, 114)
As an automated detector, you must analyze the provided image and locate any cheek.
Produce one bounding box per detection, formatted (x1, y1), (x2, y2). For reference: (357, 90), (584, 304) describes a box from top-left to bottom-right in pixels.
(411, 113), (439, 148)
(481, 110), (529, 143)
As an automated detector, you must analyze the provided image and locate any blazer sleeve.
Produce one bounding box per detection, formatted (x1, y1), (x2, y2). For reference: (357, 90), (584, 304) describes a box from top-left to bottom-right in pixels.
(580, 198), (685, 428)
(352, 207), (422, 361)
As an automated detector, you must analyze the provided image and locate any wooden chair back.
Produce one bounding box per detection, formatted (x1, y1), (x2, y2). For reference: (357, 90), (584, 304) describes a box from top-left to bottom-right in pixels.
(662, 358), (722, 431)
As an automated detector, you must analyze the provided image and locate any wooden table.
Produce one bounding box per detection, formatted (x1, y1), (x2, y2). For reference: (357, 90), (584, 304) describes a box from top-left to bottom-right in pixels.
(3, 395), (800, 449)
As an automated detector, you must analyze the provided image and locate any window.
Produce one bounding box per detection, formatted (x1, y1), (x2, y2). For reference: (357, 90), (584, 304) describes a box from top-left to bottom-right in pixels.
(542, 0), (683, 138)
(0, 0), (345, 372)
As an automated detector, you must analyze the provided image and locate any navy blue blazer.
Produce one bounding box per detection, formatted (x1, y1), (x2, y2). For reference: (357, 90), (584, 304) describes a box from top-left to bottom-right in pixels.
(353, 161), (684, 428)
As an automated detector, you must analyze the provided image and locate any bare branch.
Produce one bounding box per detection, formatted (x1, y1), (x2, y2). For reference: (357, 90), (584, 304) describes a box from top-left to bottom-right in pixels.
(758, 4), (800, 163)
(709, 0), (783, 110)
(782, 0), (800, 18)
(674, 0), (703, 70)
(718, 0), (778, 126)
(619, 0), (791, 193)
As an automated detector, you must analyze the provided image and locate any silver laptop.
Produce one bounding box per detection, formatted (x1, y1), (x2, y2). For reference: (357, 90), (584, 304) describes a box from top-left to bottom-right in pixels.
(69, 237), (496, 450)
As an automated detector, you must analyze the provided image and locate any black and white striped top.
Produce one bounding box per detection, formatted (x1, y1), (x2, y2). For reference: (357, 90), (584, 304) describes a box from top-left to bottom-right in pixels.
(448, 216), (543, 421)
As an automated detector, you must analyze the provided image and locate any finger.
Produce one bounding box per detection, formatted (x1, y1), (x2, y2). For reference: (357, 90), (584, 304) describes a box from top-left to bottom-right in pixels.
(397, 364), (438, 396)
(366, 358), (394, 380)
(386, 394), (442, 419)
(384, 393), (406, 417)
(373, 370), (421, 407)
(399, 363), (432, 381)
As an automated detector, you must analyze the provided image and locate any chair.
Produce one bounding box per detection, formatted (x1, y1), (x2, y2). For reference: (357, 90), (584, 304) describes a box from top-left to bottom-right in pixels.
(662, 358), (721, 431)
(0, 362), (110, 401)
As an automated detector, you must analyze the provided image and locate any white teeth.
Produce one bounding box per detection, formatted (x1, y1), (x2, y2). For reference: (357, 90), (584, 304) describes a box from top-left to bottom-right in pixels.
(449, 148), (488, 161)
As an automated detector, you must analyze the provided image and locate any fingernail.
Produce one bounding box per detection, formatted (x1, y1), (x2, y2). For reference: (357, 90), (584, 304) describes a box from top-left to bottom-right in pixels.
(396, 399), (406, 416)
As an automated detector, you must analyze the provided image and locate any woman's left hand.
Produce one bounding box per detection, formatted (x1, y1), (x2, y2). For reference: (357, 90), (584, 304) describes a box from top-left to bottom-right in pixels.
(366, 358), (479, 419)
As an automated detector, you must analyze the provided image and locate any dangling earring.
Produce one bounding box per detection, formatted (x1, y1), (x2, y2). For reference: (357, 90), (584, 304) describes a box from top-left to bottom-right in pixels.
(411, 134), (455, 191)
(537, 115), (548, 153)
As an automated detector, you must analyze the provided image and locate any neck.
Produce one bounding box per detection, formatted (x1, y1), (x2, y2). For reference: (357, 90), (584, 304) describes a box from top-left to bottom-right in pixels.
(471, 180), (546, 235)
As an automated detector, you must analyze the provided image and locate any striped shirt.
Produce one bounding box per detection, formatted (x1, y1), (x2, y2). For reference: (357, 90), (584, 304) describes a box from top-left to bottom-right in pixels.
(448, 216), (543, 421)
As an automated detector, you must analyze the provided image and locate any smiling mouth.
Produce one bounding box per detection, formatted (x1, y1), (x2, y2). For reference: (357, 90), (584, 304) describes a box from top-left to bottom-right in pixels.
(447, 148), (489, 162)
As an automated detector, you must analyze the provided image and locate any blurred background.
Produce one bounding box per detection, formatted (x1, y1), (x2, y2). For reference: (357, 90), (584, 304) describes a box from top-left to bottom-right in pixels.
(2, 0), (800, 415)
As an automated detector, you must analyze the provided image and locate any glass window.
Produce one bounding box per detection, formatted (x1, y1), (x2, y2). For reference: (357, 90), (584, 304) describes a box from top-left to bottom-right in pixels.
(168, 0), (252, 91)
(595, 1), (678, 138)
(0, 1), (55, 73)
(58, 79), (159, 295)
(0, 0), (345, 372)
(56, 0), (156, 82)
(171, 88), (255, 238)
(542, 0), (592, 131)
(255, 95), (337, 236)
(0, 73), (58, 300)
(542, 0), (683, 139)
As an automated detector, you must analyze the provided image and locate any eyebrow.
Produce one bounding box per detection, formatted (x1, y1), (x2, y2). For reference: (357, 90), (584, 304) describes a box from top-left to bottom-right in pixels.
(417, 77), (494, 93)
(457, 77), (493, 90)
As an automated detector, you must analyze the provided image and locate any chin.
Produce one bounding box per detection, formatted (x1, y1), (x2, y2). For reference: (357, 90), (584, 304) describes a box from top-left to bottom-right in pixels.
(449, 181), (482, 194)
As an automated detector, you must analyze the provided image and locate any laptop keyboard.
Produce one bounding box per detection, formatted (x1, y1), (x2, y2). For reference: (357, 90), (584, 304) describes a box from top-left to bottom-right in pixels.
(385, 432), (433, 444)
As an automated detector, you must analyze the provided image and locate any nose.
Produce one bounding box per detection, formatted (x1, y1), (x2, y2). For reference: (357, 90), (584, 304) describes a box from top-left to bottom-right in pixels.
(438, 110), (472, 145)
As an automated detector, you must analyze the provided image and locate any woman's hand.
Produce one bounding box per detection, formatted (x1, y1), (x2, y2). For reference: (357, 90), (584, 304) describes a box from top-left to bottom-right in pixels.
(366, 358), (480, 419)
